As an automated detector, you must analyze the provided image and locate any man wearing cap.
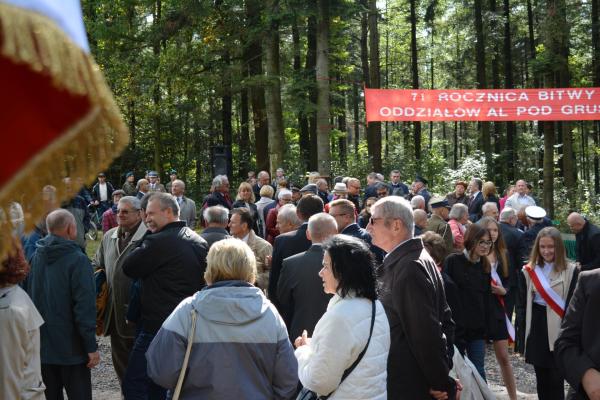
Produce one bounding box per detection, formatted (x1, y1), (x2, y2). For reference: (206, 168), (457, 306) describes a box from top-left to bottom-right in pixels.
(505, 179), (536, 212)
(412, 176), (431, 206)
(102, 190), (125, 233)
(122, 172), (137, 196)
(446, 181), (468, 206)
(522, 205), (552, 257)
(567, 212), (600, 271)
(165, 170), (178, 193)
(425, 197), (454, 255)
(389, 170), (409, 197)
(147, 171), (166, 193)
(299, 183), (318, 197)
(92, 173), (115, 215)
(291, 186), (302, 204)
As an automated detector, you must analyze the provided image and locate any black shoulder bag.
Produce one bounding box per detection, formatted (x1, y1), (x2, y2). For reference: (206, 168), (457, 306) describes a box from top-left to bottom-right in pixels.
(297, 300), (377, 400)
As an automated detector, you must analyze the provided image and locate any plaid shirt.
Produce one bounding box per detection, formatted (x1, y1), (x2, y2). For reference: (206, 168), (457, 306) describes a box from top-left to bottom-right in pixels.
(102, 208), (118, 233)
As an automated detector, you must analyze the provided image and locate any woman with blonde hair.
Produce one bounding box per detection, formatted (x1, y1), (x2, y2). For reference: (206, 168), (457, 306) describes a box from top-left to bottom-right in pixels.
(518, 227), (578, 400)
(482, 181), (500, 209)
(146, 238), (298, 399)
(478, 217), (517, 400)
(232, 181), (260, 235)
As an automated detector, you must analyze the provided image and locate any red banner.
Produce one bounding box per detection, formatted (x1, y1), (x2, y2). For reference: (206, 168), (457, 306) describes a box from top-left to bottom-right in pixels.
(365, 88), (600, 122)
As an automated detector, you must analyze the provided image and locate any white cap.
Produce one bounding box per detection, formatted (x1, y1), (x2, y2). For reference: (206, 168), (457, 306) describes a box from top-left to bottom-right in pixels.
(525, 205), (546, 220)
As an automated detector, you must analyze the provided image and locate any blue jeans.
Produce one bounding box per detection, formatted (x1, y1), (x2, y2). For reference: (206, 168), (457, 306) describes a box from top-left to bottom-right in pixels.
(465, 339), (486, 381)
(123, 331), (166, 400)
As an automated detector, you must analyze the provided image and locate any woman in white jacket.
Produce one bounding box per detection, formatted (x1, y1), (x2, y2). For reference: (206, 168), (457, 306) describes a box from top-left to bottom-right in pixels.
(294, 235), (390, 400)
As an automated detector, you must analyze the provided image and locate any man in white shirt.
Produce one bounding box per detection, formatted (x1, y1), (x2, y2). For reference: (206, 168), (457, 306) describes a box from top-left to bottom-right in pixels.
(505, 179), (536, 212)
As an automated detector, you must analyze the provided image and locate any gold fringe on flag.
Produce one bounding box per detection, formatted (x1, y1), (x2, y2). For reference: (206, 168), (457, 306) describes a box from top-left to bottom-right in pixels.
(0, 3), (129, 265)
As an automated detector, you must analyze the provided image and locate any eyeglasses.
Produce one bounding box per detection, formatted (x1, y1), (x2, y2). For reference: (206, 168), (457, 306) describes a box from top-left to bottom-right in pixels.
(369, 217), (384, 225)
(477, 240), (493, 247)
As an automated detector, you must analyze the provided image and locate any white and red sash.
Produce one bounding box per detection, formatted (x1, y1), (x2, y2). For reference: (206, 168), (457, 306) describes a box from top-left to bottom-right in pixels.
(524, 265), (566, 318)
(490, 268), (515, 342)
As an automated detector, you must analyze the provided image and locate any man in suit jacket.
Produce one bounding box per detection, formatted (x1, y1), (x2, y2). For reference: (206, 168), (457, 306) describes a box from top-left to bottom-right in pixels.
(200, 206), (230, 249)
(252, 170), (275, 201)
(92, 196), (147, 385)
(277, 213), (337, 339)
(147, 171), (166, 193)
(555, 268), (600, 400)
(467, 177), (484, 222)
(171, 179), (196, 229)
(499, 207), (526, 320)
(367, 196), (457, 400)
(268, 194), (324, 309)
(568, 212), (600, 271)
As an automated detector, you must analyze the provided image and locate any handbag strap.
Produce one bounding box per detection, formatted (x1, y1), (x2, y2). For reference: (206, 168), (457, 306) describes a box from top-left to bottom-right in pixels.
(172, 308), (197, 400)
(321, 300), (377, 399)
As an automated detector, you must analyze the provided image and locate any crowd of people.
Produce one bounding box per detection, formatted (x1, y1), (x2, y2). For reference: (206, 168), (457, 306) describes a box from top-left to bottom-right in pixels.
(2, 167), (600, 400)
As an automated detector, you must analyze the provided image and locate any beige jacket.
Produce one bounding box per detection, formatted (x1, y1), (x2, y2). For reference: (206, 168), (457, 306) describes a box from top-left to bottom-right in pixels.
(246, 230), (273, 291)
(0, 285), (45, 399)
(93, 221), (147, 337)
(523, 262), (577, 352)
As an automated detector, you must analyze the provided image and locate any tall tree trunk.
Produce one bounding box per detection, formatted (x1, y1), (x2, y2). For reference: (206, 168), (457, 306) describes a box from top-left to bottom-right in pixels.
(368, 0), (382, 171)
(306, 13), (318, 171)
(152, 0), (163, 175)
(222, 51), (233, 180)
(410, 0), (422, 165)
(543, 121), (555, 216)
(474, 0), (492, 176)
(527, 0), (544, 183)
(316, 0), (331, 178)
(264, 0), (285, 175)
(503, 0), (516, 182)
(239, 87), (250, 177)
(293, 16), (310, 171)
(593, 0), (600, 193)
(490, 0), (502, 185)
(353, 81), (360, 154)
(246, 0), (269, 172)
(360, 0), (370, 87)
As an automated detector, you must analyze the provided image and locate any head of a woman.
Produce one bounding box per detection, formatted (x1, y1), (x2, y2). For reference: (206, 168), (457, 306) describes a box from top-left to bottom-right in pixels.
(361, 197), (377, 217)
(420, 231), (447, 268)
(0, 242), (29, 287)
(237, 182), (255, 203)
(204, 238), (257, 285)
(529, 227), (567, 272)
(482, 181), (497, 199)
(477, 217), (508, 277)
(320, 235), (377, 300)
(463, 224), (492, 273)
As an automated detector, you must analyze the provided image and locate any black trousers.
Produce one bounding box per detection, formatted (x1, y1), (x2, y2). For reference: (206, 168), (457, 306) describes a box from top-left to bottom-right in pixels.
(42, 363), (92, 400)
(534, 365), (565, 400)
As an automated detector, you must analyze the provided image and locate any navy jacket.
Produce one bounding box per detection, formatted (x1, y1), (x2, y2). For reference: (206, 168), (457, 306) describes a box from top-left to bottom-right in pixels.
(27, 234), (97, 365)
(341, 223), (386, 263)
(575, 220), (600, 271)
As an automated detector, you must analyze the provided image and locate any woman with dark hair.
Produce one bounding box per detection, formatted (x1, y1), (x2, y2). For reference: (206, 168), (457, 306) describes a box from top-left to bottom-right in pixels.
(478, 216), (517, 400)
(294, 235), (390, 399)
(518, 227), (578, 400)
(357, 197), (377, 228)
(0, 242), (45, 399)
(443, 224), (492, 380)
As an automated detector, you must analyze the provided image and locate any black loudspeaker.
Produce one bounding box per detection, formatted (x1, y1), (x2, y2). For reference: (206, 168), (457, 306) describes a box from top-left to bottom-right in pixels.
(212, 145), (231, 178)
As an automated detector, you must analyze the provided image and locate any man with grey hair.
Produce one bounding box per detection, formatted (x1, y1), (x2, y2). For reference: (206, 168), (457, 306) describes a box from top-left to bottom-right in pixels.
(265, 189), (293, 243)
(92, 196), (147, 385)
(277, 213), (337, 340)
(499, 207), (525, 320)
(410, 195), (426, 211)
(28, 209), (99, 399)
(253, 170), (273, 200)
(200, 206), (231, 248)
(367, 196), (457, 399)
(276, 203), (301, 235)
(413, 209), (428, 236)
(122, 192), (208, 398)
(481, 201), (499, 220)
(205, 174), (233, 209)
(316, 178), (330, 205)
(171, 179), (196, 229)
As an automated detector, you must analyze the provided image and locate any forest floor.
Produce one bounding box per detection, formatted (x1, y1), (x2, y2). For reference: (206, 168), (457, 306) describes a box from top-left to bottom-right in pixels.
(92, 336), (550, 399)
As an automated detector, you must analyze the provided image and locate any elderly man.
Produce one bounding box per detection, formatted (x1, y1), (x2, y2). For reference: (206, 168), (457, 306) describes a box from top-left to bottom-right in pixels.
(346, 177), (362, 211)
(253, 170), (272, 200)
(567, 212), (600, 271)
(170, 179), (196, 229)
(101, 189), (125, 233)
(389, 170), (409, 197)
(268, 194), (324, 310)
(413, 209), (428, 236)
(410, 195), (426, 211)
(265, 189), (293, 243)
(135, 178), (149, 200)
(425, 197), (454, 255)
(316, 178), (330, 204)
(505, 179), (536, 212)
(411, 176), (431, 206)
(122, 193), (208, 399)
(276, 203), (302, 235)
(206, 174), (233, 209)
(229, 207), (272, 291)
(277, 213), (337, 340)
(28, 210), (99, 399)
(200, 206), (231, 248)
(467, 177), (484, 222)
(93, 196), (147, 385)
(446, 180), (468, 206)
(367, 196), (456, 399)
(481, 201), (499, 220)
(147, 171), (166, 193)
